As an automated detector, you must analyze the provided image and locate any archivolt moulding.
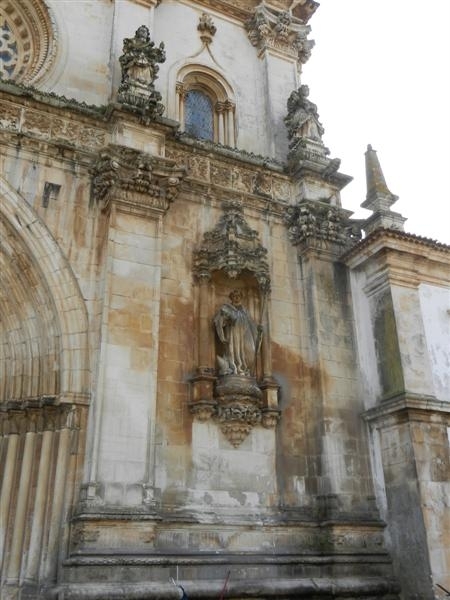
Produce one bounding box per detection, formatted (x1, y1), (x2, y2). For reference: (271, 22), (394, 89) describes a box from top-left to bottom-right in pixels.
(0, 177), (89, 405)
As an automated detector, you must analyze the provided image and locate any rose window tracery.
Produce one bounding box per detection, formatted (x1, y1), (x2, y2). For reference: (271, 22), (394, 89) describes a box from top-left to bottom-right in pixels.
(0, 17), (18, 79)
(0, 0), (57, 84)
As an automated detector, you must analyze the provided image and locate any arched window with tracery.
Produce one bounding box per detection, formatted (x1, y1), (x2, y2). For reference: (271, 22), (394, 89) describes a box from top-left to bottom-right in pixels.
(175, 66), (236, 147)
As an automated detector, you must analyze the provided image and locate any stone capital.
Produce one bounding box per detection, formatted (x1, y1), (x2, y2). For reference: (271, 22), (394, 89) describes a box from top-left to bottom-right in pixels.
(284, 200), (362, 254)
(245, 3), (315, 65)
(91, 144), (186, 216)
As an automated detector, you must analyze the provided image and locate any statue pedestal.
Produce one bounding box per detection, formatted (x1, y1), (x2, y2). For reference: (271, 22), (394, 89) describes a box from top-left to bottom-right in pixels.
(215, 375), (262, 447)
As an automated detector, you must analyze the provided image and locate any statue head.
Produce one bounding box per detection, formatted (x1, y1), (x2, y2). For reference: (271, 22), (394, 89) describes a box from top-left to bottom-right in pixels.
(229, 289), (243, 306)
(135, 25), (150, 42)
(299, 84), (309, 97)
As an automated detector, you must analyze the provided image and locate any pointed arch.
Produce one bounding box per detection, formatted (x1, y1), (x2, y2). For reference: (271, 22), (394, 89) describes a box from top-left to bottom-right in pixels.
(0, 177), (89, 404)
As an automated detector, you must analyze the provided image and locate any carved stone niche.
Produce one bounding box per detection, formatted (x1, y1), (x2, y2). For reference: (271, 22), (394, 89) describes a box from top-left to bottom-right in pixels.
(190, 199), (280, 447)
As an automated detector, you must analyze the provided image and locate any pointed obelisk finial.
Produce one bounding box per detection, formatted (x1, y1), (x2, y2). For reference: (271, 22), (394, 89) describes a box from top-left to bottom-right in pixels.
(362, 144), (398, 210)
(361, 145), (406, 234)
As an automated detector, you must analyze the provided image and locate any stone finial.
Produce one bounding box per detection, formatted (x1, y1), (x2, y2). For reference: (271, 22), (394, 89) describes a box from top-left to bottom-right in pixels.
(117, 25), (166, 121)
(363, 144), (398, 211)
(361, 145), (406, 234)
(198, 13), (216, 44)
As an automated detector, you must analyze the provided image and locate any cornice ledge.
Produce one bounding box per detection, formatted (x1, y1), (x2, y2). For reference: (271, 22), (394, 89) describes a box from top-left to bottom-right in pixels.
(342, 228), (450, 269)
(173, 132), (285, 172)
(362, 392), (450, 423)
(124, 0), (161, 7)
(0, 78), (111, 119)
(186, 0), (255, 23)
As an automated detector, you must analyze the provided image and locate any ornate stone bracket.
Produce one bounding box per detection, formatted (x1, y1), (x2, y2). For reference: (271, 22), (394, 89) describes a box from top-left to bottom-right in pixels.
(190, 200), (280, 447)
(117, 25), (166, 123)
(245, 3), (315, 65)
(284, 200), (363, 252)
(91, 144), (186, 215)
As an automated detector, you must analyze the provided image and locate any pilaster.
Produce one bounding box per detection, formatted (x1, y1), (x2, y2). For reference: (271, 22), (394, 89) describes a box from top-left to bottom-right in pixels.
(245, 3), (314, 160)
(285, 208), (376, 517)
(84, 144), (185, 507)
(364, 395), (450, 599)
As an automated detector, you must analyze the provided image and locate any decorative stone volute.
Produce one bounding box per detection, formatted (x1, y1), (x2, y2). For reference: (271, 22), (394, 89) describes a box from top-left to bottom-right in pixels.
(91, 144), (186, 214)
(193, 199), (270, 292)
(246, 2), (315, 65)
(361, 144), (406, 235)
(118, 25), (166, 122)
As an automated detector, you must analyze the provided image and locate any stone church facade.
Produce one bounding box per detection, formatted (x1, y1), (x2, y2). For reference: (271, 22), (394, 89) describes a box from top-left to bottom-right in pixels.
(0, 1), (449, 599)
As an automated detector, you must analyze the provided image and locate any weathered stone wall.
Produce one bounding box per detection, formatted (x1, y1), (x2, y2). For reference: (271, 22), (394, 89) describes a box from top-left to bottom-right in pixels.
(347, 233), (450, 599)
(419, 283), (450, 402)
(1, 1), (449, 599)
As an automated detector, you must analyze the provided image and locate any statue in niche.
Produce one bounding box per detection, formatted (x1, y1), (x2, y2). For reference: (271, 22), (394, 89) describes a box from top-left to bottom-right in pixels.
(214, 290), (262, 377)
(285, 84), (324, 142)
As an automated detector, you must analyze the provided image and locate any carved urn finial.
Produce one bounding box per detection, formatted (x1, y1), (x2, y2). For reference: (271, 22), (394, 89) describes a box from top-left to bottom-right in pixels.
(117, 25), (166, 121)
(361, 145), (406, 234)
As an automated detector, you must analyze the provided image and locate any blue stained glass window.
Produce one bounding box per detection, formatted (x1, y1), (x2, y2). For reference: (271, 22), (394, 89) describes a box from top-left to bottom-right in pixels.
(185, 90), (214, 141)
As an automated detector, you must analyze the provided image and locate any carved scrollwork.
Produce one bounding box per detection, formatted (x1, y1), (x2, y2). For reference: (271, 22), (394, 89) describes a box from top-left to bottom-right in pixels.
(215, 375), (263, 447)
(261, 408), (281, 429)
(246, 4), (315, 65)
(189, 400), (217, 422)
(91, 145), (186, 213)
(284, 201), (363, 249)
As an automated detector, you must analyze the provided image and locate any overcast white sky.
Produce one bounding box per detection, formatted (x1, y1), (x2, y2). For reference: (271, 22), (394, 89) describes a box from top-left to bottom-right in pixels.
(302, 0), (450, 244)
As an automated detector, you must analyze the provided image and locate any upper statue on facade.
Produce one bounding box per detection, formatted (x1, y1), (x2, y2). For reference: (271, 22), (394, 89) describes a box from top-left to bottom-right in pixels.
(214, 290), (261, 377)
(118, 25), (166, 120)
(285, 84), (324, 142)
(284, 84), (330, 169)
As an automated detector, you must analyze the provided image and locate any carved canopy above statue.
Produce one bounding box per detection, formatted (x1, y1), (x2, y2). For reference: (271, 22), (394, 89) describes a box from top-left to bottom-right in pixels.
(193, 199), (270, 292)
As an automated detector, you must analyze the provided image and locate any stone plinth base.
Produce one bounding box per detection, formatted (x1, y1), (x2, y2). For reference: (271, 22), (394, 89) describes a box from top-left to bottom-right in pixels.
(52, 514), (400, 599)
(51, 576), (400, 599)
